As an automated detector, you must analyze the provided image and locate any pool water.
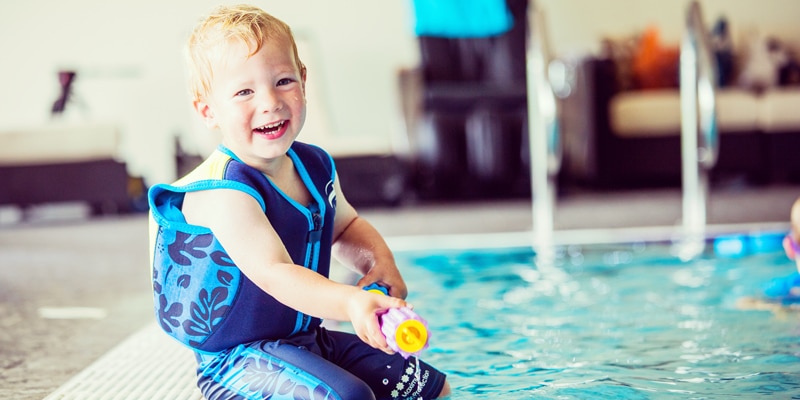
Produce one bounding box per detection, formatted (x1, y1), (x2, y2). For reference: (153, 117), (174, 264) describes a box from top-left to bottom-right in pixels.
(396, 233), (800, 399)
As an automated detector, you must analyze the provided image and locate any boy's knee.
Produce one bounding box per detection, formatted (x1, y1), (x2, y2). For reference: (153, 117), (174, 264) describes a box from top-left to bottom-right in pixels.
(436, 378), (452, 398)
(330, 377), (375, 400)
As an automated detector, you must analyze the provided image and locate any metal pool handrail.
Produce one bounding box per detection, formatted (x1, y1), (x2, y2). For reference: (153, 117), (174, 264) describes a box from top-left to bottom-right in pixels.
(526, 0), (561, 255)
(678, 0), (720, 259)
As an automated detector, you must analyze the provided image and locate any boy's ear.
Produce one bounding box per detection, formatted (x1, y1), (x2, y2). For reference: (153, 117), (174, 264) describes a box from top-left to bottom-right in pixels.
(193, 99), (218, 129)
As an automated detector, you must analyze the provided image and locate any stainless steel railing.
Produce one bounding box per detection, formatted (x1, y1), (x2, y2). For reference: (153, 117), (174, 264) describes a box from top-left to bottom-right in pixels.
(526, 0), (562, 257)
(677, 0), (719, 259)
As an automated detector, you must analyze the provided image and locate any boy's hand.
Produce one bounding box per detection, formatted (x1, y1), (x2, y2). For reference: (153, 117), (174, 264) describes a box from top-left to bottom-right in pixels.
(347, 289), (409, 354)
(357, 265), (408, 299)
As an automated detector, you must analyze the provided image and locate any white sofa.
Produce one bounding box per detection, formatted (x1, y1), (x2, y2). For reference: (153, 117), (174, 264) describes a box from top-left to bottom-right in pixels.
(562, 56), (800, 187)
(611, 87), (800, 140)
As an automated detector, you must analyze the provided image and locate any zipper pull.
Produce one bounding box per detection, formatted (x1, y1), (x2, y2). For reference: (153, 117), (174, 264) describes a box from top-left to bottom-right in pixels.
(307, 203), (323, 243)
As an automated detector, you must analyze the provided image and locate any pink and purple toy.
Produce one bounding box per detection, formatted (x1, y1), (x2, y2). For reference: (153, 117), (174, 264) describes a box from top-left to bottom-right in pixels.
(364, 283), (430, 359)
(380, 307), (429, 359)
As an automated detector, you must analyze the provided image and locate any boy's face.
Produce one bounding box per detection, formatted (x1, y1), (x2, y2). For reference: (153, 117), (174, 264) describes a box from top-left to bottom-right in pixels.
(195, 37), (306, 169)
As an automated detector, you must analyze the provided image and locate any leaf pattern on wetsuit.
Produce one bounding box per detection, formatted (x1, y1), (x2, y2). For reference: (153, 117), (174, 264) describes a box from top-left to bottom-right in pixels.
(184, 287), (231, 347)
(152, 267), (184, 333)
(157, 293), (184, 333)
(168, 231), (213, 265)
(239, 355), (337, 400)
(211, 250), (236, 266)
(151, 230), (240, 348)
(241, 356), (284, 396)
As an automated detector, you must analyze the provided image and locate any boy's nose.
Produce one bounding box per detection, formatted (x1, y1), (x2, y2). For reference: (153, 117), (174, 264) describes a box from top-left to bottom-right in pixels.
(258, 89), (283, 113)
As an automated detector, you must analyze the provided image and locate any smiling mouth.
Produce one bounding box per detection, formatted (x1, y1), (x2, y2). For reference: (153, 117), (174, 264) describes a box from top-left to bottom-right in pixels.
(254, 121), (286, 135)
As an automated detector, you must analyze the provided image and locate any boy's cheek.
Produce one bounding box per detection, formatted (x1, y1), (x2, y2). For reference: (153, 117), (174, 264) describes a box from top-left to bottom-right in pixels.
(784, 237), (796, 260)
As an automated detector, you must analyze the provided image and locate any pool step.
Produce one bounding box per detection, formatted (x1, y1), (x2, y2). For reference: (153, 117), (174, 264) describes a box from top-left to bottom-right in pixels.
(44, 322), (203, 400)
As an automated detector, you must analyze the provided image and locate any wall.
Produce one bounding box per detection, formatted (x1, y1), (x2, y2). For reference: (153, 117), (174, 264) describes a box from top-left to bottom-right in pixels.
(0, 0), (419, 184)
(1, 0), (797, 185)
(540, 0), (800, 57)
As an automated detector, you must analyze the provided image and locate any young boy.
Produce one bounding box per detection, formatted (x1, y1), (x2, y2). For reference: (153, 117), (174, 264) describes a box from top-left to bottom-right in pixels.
(148, 4), (450, 399)
(782, 197), (800, 269)
(764, 197), (800, 300)
(738, 198), (800, 310)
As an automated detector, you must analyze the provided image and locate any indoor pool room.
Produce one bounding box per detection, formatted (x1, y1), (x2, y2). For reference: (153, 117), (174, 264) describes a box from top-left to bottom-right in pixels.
(4, 0), (800, 399)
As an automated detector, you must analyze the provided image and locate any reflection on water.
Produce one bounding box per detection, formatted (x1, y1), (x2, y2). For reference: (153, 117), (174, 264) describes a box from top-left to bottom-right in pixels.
(398, 234), (800, 399)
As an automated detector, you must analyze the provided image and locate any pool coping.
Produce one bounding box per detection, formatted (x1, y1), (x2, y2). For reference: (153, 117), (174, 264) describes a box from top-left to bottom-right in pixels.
(43, 322), (203, 400)
(385, 222), (790, 252)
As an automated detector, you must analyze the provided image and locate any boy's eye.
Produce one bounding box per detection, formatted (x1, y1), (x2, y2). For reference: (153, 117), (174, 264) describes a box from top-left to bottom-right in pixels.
(277, 78), (294, 86)
(236, 89), (253, 96)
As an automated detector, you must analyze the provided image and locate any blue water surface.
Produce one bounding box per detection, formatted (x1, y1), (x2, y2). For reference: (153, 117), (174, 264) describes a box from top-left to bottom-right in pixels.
(396, 233), (800, 399)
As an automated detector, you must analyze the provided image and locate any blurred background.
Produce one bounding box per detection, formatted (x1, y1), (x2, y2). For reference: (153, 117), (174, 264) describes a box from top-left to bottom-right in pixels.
(2, 0), (799, 217)
(3, 1), (800, 398)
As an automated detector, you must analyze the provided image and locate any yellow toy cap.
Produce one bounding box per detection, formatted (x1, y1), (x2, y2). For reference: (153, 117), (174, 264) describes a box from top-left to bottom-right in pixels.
(395, 319), (428, 354)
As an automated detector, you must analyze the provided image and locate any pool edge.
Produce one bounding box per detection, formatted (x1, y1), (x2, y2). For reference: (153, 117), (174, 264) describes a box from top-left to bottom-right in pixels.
(385, 222), (790, 252)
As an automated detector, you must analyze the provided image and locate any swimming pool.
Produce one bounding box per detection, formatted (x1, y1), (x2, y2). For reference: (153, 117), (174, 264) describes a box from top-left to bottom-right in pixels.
(393, 232), (800, 399)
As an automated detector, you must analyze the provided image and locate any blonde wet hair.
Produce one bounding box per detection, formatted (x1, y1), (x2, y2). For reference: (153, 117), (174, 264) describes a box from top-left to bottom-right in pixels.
(185, 4), (306, 101)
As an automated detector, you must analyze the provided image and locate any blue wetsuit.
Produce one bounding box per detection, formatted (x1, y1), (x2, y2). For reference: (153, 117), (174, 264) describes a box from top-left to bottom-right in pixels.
(148, 142), (446, 399)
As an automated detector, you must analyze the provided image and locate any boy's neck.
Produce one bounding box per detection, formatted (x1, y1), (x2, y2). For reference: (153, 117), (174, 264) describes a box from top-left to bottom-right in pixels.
(268, 156), (312, 206)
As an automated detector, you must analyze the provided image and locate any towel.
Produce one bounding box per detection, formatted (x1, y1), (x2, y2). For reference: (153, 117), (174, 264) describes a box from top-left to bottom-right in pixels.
(411, 0), (514, 38)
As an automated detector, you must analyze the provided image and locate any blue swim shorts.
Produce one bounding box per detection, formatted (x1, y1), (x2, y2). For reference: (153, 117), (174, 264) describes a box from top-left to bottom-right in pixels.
(763, 272), (800, 304)
(195, 326), (447, 400)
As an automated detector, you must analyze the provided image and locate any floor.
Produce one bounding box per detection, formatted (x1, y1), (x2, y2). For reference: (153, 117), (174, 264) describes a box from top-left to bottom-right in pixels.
(1, 183), (798, 399)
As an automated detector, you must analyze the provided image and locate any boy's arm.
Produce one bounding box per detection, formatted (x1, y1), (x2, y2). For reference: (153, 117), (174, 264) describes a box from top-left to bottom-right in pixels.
(182, 188), (407, 352)
(331, 174), (408, 299)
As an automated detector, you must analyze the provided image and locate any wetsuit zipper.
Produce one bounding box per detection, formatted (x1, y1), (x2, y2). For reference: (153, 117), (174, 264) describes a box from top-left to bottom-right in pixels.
(299, 203), (323, 332)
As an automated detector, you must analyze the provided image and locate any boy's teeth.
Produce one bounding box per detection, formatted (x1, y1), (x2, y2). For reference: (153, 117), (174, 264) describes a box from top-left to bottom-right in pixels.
(257, 121), (284, 132)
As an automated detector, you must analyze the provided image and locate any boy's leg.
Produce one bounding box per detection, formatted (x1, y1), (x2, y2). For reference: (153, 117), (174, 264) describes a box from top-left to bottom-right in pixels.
(196, 340), (375, 400)
(319, 329), (448, 399)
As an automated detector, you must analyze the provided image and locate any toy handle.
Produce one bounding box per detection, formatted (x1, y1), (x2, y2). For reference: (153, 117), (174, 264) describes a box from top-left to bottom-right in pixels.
(363, 282), (390, 296)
